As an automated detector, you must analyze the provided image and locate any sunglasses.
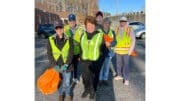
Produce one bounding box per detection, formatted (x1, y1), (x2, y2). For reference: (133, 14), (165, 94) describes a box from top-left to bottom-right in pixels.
(120, 21), (127, 22)
(55, 26), (63, 29)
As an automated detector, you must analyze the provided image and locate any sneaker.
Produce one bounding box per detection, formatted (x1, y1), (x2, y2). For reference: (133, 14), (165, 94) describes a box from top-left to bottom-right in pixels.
(73, 78), (79, 84)
(114, 76), (119, 80)
(114, 76), (123, 80)
(118, 76), (123, 80)
(124, 80), (129, 86)
(89, 91), (95, 99)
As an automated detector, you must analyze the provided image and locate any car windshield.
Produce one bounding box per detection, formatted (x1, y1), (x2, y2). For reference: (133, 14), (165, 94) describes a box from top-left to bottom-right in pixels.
(129, 22), (144, 26)
(129, 22), (145, 29)
(40, 25), (54, 30)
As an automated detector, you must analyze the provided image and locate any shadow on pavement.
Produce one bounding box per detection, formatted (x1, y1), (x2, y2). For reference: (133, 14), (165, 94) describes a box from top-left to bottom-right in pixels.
(95, 73), (116, 101)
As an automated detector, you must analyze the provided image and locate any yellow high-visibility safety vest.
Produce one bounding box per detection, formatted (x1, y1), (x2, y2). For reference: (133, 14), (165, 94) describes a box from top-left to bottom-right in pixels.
(80, 32), (103, 61)
(49, 36), (70, 63)
(98, 29), (114, 38)
(64, 25), (83, 55)
(115, 27), (132, 55)
(64, 25), (72, 37)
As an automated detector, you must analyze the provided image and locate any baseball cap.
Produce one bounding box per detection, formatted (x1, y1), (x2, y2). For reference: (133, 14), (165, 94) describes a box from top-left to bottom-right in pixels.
(53, 20), (64, 28)
(68, 14), (76, 21)
(103, 17), (111, 24)
(119, 16), (128, 22)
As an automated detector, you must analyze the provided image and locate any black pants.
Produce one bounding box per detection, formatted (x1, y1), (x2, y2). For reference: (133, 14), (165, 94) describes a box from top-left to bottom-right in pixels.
(80, 57), (104, 92)
(72, 55), (79, 79)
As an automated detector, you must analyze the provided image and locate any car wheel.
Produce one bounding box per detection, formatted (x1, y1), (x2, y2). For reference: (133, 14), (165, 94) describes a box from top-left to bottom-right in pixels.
(141, 32), (145, 39)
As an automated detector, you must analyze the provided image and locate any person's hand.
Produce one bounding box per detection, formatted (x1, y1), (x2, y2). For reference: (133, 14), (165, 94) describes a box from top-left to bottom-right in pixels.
(105, 42), (111, 48)
(60, 64), (68, 72)
(77, 58), (80, 61)
(128, 51), (133, 56)
(63, 64), (68, 70)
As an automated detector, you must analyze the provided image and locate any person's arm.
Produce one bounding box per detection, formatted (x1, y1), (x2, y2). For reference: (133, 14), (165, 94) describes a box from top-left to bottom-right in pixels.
(100, 35), (106, 56)
(66, 38), (74, 66)
(110, 30), (117, 47)
(128, 28), (136, 55)
(47, 39), (56, 66)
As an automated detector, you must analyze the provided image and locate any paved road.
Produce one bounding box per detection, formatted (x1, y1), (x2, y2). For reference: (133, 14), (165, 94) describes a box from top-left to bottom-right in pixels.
(35, 38), (145, 101)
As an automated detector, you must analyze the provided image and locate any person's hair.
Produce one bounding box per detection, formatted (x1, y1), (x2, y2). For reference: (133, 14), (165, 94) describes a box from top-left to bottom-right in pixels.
(96, 11), (103, 17)
(84, 16), (97, 26)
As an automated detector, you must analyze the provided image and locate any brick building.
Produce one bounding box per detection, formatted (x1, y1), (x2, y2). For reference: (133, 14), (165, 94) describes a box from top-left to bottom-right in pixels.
(35, 0), (98, 32)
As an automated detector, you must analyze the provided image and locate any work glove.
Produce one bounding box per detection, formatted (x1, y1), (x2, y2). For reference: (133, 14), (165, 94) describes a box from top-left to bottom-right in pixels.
(59, 64), (69, 72)
(53, 65), (60, 72)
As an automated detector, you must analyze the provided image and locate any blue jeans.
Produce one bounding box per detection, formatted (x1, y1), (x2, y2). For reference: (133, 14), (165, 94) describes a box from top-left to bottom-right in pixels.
(58, 71), (71, 96)
(99, 49), (115, 81)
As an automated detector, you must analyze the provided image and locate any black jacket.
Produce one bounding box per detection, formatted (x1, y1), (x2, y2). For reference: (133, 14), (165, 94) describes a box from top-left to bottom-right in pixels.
(47, 34), (74, 68)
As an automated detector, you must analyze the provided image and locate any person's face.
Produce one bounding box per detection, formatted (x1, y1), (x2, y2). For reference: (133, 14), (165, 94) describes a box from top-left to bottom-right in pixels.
(96, 15), (103, 25)
(103, 22), (110, 30)
(86, 22), (95, 33)
(120, 21), (127, 27)
(55, 26), (64, 36)
(68, 20), (76, 28)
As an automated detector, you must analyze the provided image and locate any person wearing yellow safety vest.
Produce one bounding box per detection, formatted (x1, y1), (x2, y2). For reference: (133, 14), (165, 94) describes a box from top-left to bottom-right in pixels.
(80, 16), (106, 99)
(64, 14), (84, 84)
(98, 18), (117, 86)
(47, 20), (73, 101)
(114, 17), (136, 86)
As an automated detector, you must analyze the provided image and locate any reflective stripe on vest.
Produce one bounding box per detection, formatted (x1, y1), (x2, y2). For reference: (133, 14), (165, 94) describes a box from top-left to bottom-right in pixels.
(49, 36), (70, 63)
(80, 32), (103, 61)
(115, 27), (131, 54)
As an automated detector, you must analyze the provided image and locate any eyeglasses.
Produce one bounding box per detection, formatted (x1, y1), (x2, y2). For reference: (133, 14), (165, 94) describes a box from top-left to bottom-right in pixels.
(55, 26), (63, 29)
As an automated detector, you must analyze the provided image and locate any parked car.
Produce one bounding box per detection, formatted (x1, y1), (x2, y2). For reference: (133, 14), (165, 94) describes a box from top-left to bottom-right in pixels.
(37, 24), (55, 38)
(129, 22), (145, 39)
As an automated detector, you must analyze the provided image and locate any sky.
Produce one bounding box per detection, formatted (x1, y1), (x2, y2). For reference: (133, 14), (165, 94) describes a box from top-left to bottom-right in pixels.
(98, 0), (145, 15)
